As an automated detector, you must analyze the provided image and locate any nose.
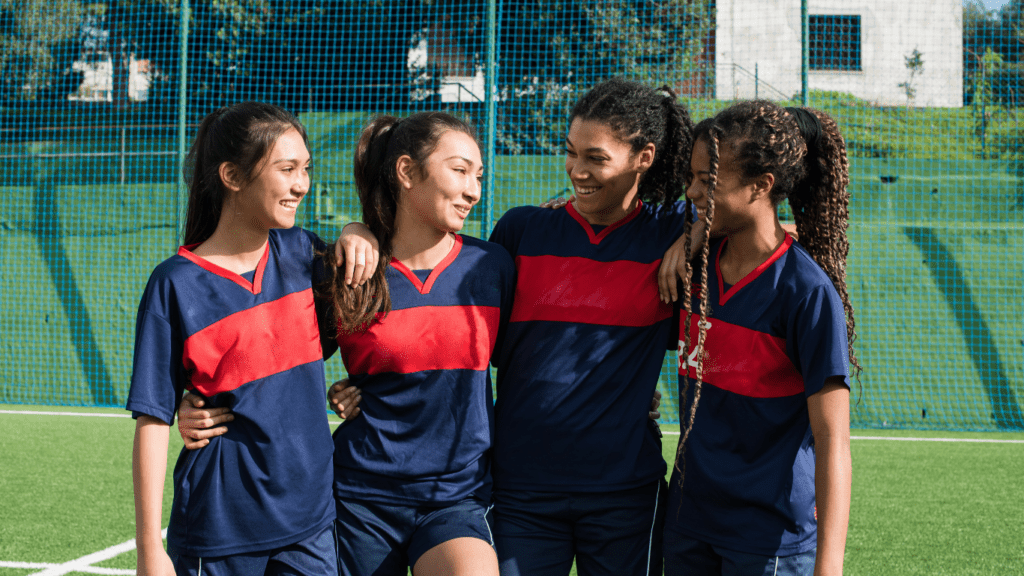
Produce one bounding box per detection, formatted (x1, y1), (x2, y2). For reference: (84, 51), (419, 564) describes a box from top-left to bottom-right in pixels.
(685, 180), (701, 202)
(293, 172), (310, 196)
(466, 176), (482, 204)
(565, 157), (588, 182)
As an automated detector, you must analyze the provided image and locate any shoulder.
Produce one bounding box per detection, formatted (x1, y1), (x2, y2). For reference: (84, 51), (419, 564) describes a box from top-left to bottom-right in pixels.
(271, 227), (323, 254)
(494, 205), (557, 230)
(458, 235), (516, 273)
(137, 254), (194, 317)
(782, 241), (839, 296)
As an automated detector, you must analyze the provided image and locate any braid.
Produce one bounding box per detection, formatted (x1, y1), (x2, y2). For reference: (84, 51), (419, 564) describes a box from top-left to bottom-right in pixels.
(673, 124), (719, 496)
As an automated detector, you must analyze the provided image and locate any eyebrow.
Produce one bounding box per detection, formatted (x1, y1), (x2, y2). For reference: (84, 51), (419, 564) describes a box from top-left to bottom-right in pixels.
(271, 157), (309, 164)
(445, 155), (480, 166)
(564, 137), (608, 154)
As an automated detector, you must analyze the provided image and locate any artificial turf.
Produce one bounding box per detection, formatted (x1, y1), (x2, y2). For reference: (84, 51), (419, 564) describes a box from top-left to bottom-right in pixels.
(1, 409), (1022, 575)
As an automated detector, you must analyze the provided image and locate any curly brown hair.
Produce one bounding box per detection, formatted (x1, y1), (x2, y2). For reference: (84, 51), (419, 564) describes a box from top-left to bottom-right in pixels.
(674, 100), (862, 491)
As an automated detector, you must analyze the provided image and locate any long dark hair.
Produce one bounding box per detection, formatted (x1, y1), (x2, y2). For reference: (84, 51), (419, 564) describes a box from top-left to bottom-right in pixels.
(569, 77), (694, 209)
(181, 101), (307, 245)
(674, 100), (862, 489)
(319, 112), (477, 333)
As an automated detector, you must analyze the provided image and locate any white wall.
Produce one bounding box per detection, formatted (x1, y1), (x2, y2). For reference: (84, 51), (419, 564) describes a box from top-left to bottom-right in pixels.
(715, 0), (963, 107)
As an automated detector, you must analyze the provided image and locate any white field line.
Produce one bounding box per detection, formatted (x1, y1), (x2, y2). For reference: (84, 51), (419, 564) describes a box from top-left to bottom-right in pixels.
(0, 410), (130, 418)
(7, 529), (168, 576)
(2, 410), (1021, 443)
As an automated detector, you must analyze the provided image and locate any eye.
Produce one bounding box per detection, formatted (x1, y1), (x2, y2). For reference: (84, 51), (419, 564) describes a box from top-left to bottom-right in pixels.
(565, 149), (576, 157)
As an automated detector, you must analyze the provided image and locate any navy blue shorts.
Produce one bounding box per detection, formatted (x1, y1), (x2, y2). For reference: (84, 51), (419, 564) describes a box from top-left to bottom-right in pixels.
(169, 522), (337, 576)
(664, 531), (816, 576)
(492, 479), (665, 576)
(334, 496), (494, 575)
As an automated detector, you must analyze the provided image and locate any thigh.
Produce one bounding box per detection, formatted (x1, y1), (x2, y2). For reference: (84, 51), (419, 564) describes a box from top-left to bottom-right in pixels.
(573, 480), (665, 576)
(413, 537), (498, 576)
(491, 489), (575, 576)
(720, 546), (816, 576)
(662, 530), (721, 576)
(266, 523), (339, 576)
(334, 498), (410, 576)
(169, 551), (268, 576)
(408, 498), (495, 568)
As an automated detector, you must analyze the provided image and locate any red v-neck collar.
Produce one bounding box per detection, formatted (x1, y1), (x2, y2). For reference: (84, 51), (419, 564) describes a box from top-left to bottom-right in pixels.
(389, 234), (463, 295)
(566, 200), (643, 245)
(177, 241), (270, 295)
(716, 233), (793, 306)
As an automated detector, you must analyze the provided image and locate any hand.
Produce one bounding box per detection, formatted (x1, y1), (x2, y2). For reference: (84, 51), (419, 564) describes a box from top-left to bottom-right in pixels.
(177, 392), (233, 450)
(328, 379), (362, 420)
(658, 233), (690, 304)
(334, 222), (380, 287)
(137, 546), (175, 576)
(538, 195), (575, 209)
(649, 389), (662, 421)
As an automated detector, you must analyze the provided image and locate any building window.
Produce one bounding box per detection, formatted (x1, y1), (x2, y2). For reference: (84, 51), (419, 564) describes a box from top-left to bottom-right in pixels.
(809, 15), (861, 71)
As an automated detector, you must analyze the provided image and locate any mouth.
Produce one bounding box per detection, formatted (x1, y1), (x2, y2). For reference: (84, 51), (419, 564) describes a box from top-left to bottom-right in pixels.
(453, 205), (472, 219)
(280, 199), (300, 212)
(574, 185), (600, 197)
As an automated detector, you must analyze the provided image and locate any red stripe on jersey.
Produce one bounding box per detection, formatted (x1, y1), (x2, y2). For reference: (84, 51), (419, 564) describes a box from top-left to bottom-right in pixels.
(178, 242), (270, 294)
(510, 255), (673, 327)
(567, 201), (643, 245)
(338, 305), (500, 375)
(389, 235), (464, 295)
(182, 289), (322, 396)
(677, 312), (804, 398)
(717, 234), (792, 305)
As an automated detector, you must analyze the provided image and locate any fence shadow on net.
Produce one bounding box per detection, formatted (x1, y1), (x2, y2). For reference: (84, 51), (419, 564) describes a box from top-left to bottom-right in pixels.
(903, 225), (1023, 430)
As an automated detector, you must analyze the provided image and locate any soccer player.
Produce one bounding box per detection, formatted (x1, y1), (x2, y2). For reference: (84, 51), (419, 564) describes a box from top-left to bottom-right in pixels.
(317, 111), (515, 576)
(127, 102), (337, 576)
(662, 101), (860, 576)
(328, 78), (694, 576)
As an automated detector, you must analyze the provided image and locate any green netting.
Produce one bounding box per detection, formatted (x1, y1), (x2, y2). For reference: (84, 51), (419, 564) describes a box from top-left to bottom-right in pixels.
(0, 0), (1021, 431)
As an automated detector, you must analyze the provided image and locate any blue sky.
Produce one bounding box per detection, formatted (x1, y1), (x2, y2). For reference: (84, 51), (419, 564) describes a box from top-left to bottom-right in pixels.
(983, 0), (1010, 10)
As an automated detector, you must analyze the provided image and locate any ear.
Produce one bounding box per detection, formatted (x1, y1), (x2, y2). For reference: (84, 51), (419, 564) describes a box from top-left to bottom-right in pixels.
(636, 143), (656, 174)
(395, 155), (416, 190)
(751, 172), (775, 202)
(218, 162), (244, 193)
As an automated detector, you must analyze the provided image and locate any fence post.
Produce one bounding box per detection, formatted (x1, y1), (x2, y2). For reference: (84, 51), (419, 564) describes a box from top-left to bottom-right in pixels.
(483, 0), (498, 236)
(176, 0), (190, 245)
(800, 0), (808, 106)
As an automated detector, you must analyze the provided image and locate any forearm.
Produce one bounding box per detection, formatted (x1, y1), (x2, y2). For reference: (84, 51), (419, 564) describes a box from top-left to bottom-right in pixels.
(814, 431), (852, 576)
(133, 416), (170, 552)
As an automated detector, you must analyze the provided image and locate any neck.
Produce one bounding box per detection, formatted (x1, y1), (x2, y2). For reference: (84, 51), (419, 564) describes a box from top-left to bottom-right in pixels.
(391, 205), (455, 270)
(191, 202), (270, 274)
(579, 188), (641, 227)
(719, 210), (786, 282)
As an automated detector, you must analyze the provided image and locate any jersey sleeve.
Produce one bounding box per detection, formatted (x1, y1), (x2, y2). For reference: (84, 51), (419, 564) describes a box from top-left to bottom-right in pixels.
(488, 207), (532, 258)
(787, 284), (851, 397)
(491, 244), (518, 367)
(300, 228), (341, 361)
(126, 279), (186, 425)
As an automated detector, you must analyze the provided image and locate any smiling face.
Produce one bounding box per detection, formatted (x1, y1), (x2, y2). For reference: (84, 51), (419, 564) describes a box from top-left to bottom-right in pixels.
(401, 129), (483, 233)
(686, 136), (765, 238)
(232, 127), (311, 231)
(564, 119), (654, 226)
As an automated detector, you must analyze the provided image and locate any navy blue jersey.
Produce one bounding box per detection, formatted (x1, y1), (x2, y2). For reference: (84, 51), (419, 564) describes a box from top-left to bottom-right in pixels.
(489, 201), (689, 492)
(332, 235), (516, 505)
(126, 227), (335, 557)
(668, 234), (850, 556)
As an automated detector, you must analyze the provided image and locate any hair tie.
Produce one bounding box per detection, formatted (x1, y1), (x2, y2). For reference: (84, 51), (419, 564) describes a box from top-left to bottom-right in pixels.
(785, 107), (823, 154)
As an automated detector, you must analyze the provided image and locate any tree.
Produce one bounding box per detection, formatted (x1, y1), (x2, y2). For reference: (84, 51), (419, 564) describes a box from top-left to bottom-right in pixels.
(0, 0), (86, 103)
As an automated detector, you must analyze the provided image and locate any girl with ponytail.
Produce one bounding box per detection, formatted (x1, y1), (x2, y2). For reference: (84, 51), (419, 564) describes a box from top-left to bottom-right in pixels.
(322, 112), (514, 576)
(127, 102), (337, 576)
(661, 100), (859, 576)
(327, 78), (696, 576)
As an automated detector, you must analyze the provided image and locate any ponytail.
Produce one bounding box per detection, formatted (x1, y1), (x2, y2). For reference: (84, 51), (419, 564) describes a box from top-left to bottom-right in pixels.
(639, 85), (694, 209)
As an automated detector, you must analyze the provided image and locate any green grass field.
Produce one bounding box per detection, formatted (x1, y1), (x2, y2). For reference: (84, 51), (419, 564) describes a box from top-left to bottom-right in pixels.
(1, 406), (1022, 575)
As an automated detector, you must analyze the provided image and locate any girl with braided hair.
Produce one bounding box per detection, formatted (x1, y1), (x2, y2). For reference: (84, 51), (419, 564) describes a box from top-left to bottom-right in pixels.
(661, 100), (860, 576)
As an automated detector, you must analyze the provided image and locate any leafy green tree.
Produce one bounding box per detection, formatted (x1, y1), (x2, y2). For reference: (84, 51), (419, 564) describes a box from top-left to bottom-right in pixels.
(0, 0), (86, 102)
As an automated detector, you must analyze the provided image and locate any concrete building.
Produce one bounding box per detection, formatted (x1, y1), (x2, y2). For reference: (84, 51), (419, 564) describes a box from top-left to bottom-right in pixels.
(715, 0), (963, 107)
